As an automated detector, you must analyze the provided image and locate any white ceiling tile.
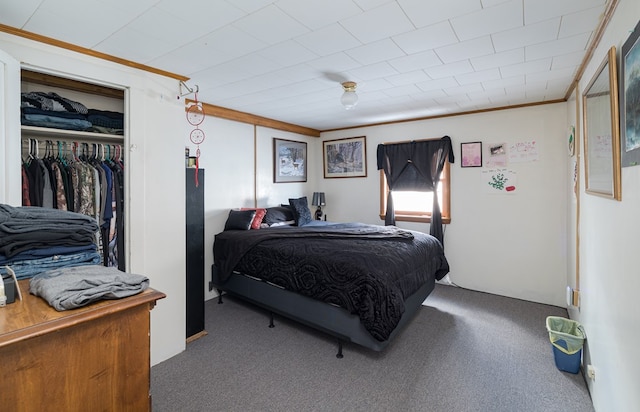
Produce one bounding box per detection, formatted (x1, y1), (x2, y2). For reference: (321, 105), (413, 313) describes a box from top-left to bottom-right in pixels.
(346, 39), (406, 65)
(225, 0), (274, 14)
(227, 54), (283, 77)
(358, 78), (395, 92)
(551, 51), (584, 70)
(525, 33), (591, 61)
(24, 0), (134, 49)
(352, 0), (392, 11)
(416, 77), (460, 92)
(96, 27), (173, 63)
(126, 7), (201, 47)
(392, 21), (459, 55)
(0, 0), (41, 28)
(388, 50), (441, 73)
(0, 0), (608, 130)
(155, 0), (247, 33)
(524, 0), (605, 25)
(451, 0), (523, 41)
(526, 66), (575, 84)
(435, 36), (495, 64)
(386, 70), (431, 86)
(382, 84), (423, 97)
(455, 68), (502, 85)
(306, 53), (361, 74)
(258, 41), (319, 67)
(295, 24), (361, 56)
(471, 49), (524, 70)
(340, 2), (415, 44)
(500, 58), (551, 77)
(410, 89), (448, 101)
(425, 60), (474, 79)
(482, 75), (525, 90)
(233, 4), (309, 45)
(188, 63), (254, 90)
(558, 6), (605, 38)
(276, 0), (361, 30)
(481, 0), (512, 7)
(189, 26), (268, 62)
(398, 0), (482, 28)
(444, 83), (485, 97)
(346, 62), (398, 81)
(492, 18), (560, 52)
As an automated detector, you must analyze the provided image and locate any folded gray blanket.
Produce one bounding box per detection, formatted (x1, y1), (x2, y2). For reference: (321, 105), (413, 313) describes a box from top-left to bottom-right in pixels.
(29, 265), (149, 311)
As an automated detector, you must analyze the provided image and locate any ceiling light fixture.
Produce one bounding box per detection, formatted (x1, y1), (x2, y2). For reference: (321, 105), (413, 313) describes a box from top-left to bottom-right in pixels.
(340, 81), (358, 110)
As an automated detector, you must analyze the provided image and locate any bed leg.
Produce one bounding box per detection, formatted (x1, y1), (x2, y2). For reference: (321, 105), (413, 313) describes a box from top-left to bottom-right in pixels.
(269, 312), (275, 328)
(336, 341), (344, 359)
(217, 290), (223, 304)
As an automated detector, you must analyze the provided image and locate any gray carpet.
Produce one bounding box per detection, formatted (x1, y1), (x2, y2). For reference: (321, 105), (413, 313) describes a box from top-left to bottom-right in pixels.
(151, 284), (593, 412)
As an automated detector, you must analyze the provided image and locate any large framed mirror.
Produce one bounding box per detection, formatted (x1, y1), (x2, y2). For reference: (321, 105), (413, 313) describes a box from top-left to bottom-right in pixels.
(583, 46), (621, 200)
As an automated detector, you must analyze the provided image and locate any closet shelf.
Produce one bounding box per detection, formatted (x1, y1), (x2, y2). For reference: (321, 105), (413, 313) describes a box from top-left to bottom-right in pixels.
(21, 125), (123, 143)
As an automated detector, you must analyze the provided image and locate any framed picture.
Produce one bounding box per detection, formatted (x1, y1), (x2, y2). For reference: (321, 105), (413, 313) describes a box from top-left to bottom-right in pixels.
(583, 46), (621, 200)
(620, 19), (640, 167)
(323, 136), (367, 178)
(461, 141), (482, 167)
(273, 138), (307, 183)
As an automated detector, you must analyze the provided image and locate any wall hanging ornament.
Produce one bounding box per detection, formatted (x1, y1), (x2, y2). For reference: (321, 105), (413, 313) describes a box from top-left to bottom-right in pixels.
(186, 94), (205, 186)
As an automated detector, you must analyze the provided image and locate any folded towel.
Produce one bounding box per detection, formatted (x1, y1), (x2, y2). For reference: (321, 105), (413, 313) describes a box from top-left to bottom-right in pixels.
(29, 265), (149, 311)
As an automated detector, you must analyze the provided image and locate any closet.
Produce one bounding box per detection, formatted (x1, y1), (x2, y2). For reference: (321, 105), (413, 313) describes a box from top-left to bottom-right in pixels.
(19, 70), (127, 270)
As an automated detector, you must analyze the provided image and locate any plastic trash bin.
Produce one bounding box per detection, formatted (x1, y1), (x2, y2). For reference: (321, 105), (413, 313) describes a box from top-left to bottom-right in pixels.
(546, 316), (585, 374)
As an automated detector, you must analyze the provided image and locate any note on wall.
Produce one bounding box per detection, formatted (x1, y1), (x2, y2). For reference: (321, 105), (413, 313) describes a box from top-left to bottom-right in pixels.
(485, 143), (507, 167)
(508, 140), (538, 163)
(482, 168), (517, 194)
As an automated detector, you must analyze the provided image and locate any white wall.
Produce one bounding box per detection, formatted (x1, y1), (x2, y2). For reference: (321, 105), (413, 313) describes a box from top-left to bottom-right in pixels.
(569, 0), (640, 410)
(0, 33), (187, 365)
(185, 118), (319, 301)
(321, 104), (569, 307)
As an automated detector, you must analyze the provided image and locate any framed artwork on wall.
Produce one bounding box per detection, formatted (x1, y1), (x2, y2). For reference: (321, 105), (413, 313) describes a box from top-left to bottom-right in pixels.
(620, 19), (640, 167)
(460, 141), (482, 167)
(582, 46), (621, 200)
(273, 138), (307, 183)
(323, 136), (367, 178)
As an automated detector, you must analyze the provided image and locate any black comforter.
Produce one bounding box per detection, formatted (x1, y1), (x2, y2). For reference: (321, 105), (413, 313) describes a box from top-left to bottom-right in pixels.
(213, 222), (449, 341)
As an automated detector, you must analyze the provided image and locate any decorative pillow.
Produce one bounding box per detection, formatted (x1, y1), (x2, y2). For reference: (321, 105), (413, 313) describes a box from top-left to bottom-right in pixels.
(262, 206), (296, 225)
(240, 208), (267, 229)
(224, 209), (256, 231)
(289, 196), (312, 226)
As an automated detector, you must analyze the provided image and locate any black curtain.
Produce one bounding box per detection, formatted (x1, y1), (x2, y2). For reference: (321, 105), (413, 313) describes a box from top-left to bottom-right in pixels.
(376, 136), (454, 244)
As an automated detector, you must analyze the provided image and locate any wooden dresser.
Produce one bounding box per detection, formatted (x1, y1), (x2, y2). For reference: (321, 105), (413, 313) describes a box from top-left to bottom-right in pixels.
(0, 280), (165, 412)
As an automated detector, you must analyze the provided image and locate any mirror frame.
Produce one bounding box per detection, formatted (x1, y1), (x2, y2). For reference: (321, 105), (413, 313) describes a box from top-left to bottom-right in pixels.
(582, 46), (622, 200)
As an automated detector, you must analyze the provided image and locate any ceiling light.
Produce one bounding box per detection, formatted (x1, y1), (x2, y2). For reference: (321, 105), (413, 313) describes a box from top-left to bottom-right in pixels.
(340, 81), (358, 110)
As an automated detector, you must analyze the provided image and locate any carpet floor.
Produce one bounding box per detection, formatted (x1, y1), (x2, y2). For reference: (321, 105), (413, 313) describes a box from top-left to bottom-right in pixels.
(151, 284), (593, 411)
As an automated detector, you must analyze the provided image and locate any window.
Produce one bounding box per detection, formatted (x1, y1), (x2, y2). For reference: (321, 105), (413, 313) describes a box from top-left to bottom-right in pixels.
(379, 160), (450, 224)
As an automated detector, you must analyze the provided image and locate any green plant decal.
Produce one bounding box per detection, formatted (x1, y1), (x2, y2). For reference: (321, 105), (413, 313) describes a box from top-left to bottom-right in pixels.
(488, 173), (508, 190)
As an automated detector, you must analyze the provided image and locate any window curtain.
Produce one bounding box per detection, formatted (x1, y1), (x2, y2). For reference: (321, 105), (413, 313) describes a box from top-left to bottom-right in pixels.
(376, 136), (454, 244)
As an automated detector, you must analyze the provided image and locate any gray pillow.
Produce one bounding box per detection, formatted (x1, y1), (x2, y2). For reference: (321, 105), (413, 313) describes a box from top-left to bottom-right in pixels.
(262, 206), (295, 225)
(289, 197), (312, 226)
(224, 209), (256, 231)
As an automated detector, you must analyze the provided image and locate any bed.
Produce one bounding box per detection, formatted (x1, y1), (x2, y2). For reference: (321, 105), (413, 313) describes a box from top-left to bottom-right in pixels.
(210, 205), (450, 357)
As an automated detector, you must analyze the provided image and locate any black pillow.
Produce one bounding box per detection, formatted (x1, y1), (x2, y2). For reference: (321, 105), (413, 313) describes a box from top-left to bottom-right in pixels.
(289, 197), (312, 226)
(262, 206), (295, 225)
(224, 209), (256, 231)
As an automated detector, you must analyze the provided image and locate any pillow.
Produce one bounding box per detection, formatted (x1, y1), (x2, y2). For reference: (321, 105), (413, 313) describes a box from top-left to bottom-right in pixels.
(289, 196), (312, 226)
(240, 208), (267, 230)
(224, 209), (256, 231)
(262, 206), (295, 225)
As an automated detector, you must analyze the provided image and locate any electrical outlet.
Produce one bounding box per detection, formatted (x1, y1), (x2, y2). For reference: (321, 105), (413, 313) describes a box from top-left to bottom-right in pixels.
(587, 365), (596, 380)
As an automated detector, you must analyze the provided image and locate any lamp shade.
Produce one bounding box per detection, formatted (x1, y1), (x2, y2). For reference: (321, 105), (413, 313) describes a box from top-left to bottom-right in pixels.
(312, 192), (326, 206)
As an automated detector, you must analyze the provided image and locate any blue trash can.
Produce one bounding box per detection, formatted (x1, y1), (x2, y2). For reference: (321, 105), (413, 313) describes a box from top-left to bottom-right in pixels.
(546, 316), (585, 374)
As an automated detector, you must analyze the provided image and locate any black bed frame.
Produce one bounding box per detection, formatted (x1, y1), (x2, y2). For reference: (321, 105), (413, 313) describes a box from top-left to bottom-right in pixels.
(210, 264), (435, 357)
